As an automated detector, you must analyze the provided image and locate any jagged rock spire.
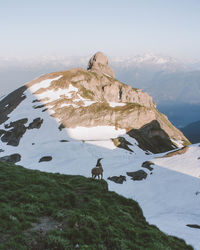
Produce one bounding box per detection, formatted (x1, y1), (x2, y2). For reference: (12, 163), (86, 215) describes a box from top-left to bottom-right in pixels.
(87, 52), (115, 78)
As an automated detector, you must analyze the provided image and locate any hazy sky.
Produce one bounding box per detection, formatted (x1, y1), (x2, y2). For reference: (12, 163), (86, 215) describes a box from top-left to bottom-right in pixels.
(1, 0), (200, 60)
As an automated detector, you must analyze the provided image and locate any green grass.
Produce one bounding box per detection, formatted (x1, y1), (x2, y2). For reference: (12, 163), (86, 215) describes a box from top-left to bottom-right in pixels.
(79, 86), (95, 100)
(0, 162), (193, 250)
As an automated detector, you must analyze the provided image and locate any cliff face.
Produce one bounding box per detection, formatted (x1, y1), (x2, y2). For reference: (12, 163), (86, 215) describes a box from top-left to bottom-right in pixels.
(0, 52), (189, 153)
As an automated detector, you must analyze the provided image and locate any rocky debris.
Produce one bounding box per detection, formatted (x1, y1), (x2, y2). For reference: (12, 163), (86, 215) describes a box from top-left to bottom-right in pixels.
(1, 118), (28, 146)
(32, 99), (40, 103)
(28, 118), (43, 129)
(198, 157), (200, 160)
(0, 153), (21, 163)
(0, 117), (44, 146)
(141, 161), (154, 171)
(60, 140), (69, 142)
(126, 170), (147, 181)
(186, 224), (200, 229)
(161, 146), (189, 158)
(87, 52), (115, 78)
(107, 175), (126, 184)
(33, 104), (45, 109)
(112, 137), (133, 152)
(28, 216), (62, 234)
(39, 156), (52, 162)
(0, 149), (5, 153)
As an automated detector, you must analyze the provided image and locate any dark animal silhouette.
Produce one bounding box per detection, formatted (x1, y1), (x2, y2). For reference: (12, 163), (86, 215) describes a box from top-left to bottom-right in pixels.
(91, 158), (103, 179)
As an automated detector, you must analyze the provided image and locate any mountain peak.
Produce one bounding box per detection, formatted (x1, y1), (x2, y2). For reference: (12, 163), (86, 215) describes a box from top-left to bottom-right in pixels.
(87, 51), (115, 78)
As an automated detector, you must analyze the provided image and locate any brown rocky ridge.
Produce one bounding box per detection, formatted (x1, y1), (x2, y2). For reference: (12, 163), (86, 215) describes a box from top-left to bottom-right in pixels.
(0, 52), (190, 153)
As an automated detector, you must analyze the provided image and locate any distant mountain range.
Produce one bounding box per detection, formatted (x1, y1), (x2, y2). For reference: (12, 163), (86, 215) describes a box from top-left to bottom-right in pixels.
(181, 120), (200, 143)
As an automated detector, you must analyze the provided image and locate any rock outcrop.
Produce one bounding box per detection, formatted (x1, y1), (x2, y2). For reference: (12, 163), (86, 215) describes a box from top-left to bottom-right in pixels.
(87, 52), (115, 78)
(127, 170), (148, 181)
(0, 153), (21, 163)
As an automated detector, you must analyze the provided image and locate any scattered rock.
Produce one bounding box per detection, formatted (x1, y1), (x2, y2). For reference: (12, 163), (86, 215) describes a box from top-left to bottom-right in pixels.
(126, 170), (147, 181)
(32, 99), (40, 103)
(107, 175), (126, 184)
(0, 149), (5, 153)
(39, 156), (52, 162)
(32, 143), (35, 145)
(42, 108), (48, 112)
(198, 157), (200, 160)
(60, 140), (69, 142)
(195, 191), (200, 195)
(1, 118), (28, 146)
(186, 224), (200, 229)
(33, 104), (45, 109)
(141, 161), (154, 171)
(0, 153), (21, 163)
(28, 118), (43, 129)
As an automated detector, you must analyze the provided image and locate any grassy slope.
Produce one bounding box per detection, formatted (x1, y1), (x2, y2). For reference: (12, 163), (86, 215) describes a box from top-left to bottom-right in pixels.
(0, 162), (193, 250)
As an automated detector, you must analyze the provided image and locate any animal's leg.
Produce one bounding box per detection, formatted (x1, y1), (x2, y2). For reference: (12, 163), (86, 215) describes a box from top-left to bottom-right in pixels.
(101, 173), (103, 179)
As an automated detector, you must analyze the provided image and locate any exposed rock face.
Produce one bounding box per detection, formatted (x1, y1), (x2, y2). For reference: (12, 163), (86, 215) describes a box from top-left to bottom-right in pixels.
(0, 153), (21, 163)
(87, 52), (115, 78)
(0, 86), (27, 125)
(127, 120), (177, 153)
(127, 170), (148, 181)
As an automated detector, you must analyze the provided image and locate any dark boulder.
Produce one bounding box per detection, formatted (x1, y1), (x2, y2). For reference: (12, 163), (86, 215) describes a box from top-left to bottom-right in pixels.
(126, 170), (147, 181)
(39, 156), (52, 162)
(107, 175), (126, 184)
(0, 153), (21, 163)
(60, 140), (69, 142)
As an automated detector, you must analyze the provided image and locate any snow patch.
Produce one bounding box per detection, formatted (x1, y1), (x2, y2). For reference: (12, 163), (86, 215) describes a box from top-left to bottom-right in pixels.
(153, 144), (200, 177)
(29, 76), (62, 93)
(66, 126), (126, 141)
(108, 102), (126, 107)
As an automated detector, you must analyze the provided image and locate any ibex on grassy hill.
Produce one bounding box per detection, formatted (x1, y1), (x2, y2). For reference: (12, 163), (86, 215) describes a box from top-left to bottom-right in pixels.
(91, 158), (103, 179)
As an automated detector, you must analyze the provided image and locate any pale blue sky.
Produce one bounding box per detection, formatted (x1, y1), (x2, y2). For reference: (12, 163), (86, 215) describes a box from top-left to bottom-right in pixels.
(1, 0), (200, 60)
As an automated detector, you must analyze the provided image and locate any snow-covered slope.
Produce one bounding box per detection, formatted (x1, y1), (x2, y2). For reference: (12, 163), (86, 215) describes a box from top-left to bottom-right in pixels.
(0, 52), (199, 249)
